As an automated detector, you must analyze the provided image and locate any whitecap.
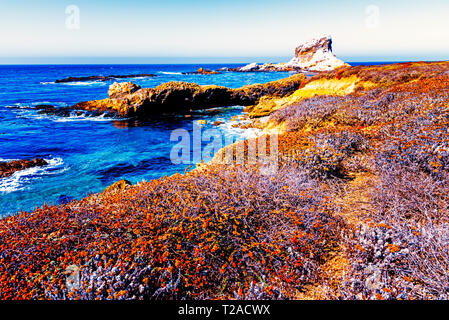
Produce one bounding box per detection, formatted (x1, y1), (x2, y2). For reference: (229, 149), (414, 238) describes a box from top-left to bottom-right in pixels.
(0, 157), (67, 193)
(60, 81), (106, 86)
(158, 71), (182, 75)
(219, 118), (261, 140)
(52, 113), (125, 122)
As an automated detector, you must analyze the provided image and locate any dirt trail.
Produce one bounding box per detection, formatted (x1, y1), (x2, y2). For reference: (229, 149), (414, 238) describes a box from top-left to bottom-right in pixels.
(297, 172), (375, 299)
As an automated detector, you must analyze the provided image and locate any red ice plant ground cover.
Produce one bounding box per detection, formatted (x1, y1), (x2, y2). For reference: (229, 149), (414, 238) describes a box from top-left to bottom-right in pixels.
(2, 61), (449, 299)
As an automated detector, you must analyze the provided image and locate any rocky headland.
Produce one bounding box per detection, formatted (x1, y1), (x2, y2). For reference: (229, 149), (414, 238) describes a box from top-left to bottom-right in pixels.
(67, 73), (306, 118)
(232, 35), (348, 72)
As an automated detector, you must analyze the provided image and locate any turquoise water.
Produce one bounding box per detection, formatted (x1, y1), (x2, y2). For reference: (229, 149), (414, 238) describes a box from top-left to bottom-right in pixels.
(0, 64), (294, 216)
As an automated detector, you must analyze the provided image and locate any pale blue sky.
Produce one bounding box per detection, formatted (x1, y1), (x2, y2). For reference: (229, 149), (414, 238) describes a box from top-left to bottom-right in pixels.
(1, 0), (448, 63)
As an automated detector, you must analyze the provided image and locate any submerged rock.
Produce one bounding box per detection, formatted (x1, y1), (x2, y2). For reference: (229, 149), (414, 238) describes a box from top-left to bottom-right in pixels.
(183, 68), (221, 75)
(71, 73), (306, 118)
(0, 158), (48, 178)
(35, 105), (72, 117)
(235, 35), (348, 72)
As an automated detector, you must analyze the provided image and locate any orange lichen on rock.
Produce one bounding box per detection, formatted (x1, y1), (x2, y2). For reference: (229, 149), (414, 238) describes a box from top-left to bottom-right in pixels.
(71, 74), (306, 118)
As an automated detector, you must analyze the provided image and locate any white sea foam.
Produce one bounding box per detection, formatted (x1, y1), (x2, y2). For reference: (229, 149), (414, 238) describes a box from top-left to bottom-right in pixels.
(6, 101), (68, 110)
(40, 81), (106, 86)
(62, 81), (107, 86)
(218, 118), (261, 140)
(0, 157), (67, 193)
(52, 113), (122, 122)
(13, 107), (125, 122)
(158, 71), (182, 75)
(0, 158), (19, 162)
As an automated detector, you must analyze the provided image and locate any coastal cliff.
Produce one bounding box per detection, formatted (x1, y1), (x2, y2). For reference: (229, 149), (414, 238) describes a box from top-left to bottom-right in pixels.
(70, 74), (306, 117)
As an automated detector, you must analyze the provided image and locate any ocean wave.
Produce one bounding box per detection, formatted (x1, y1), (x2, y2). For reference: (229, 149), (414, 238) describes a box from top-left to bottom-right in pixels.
(5, 101), (68, 109)
(13, 107), (126, 122)
(0, 157), (67, 193)
(0, 158), (19, 162)
(61, 81), (107, 86)
(52, 113), (126, 122)
(216, 118), (261, 140)
(158, 71), (183, 75)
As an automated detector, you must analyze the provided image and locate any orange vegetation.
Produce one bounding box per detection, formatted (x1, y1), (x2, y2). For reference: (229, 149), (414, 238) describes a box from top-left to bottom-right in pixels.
(2, 61), (449, 300)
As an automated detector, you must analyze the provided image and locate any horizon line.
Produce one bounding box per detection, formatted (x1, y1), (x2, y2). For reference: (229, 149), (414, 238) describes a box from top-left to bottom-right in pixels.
(0, 58), (447, 66)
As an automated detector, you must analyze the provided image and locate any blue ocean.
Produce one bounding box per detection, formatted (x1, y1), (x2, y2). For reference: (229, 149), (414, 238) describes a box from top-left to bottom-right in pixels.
(0, 62), (384, 216)
(0, 64), (299, 216)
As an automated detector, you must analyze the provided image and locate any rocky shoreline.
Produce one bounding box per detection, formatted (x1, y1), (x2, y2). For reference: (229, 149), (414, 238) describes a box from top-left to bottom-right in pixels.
(0, 158), (48, 178)
(35, 73), (306, 118)
(2, 61), (449, 300)
(41, 36), (349, 119)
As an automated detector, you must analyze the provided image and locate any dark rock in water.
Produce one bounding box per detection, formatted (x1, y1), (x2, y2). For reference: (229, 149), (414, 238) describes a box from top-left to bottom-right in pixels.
(35, 104), (56, 111)
(35, 104), (57, 114)
(183, 68), (221, 75)
(35, 105), (72, 117)
(87, 110), (101, 117)
(35, 104), (117, 119)
(55, 74), (157, 83)
(57, 195), (75, 205)
(0, 158), (48, 178)
(71, 73), (306, 118)
(35, 105), (80, 117)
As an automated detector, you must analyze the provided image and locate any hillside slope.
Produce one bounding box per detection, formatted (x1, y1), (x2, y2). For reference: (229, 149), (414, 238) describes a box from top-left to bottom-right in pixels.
(2, 61), (449, 300)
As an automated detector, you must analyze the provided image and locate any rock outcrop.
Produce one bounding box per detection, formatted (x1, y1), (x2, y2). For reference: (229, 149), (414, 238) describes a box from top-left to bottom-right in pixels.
(71, 73), (306, 118)
(55, 74), (156, 83)
(285, 36), (348, 71)
(236, 35), (349, 72)
(183, 68), (221, 75)
(108, 82), (142, 99)
(102, 179), (132, 194)
(0, 158), (48, 178)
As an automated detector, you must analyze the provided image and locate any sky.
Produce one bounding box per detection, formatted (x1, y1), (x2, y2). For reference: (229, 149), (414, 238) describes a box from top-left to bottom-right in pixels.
(0, 0), (448, 64)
